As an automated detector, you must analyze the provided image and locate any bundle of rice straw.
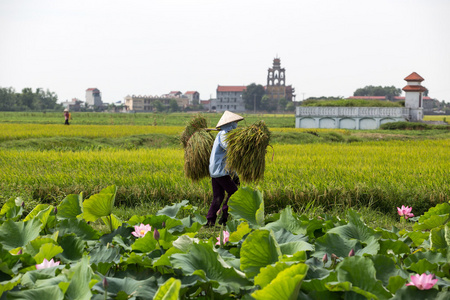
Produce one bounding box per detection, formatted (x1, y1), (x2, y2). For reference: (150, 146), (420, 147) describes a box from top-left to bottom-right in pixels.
(225, 120), (271, 182)
(181, 115), (214, 182)
(180, 115), (208, 148)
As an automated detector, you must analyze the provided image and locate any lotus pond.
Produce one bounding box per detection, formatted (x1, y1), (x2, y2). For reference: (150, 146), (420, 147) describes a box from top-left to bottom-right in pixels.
(0, 185), (449, 299)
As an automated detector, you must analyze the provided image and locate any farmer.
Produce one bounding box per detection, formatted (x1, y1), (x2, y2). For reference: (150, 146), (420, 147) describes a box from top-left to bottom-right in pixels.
(64, 108), (70, 125)
(207, 111), (244, 226)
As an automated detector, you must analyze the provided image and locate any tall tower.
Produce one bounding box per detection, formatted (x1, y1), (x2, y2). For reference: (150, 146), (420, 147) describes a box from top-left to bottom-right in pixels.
(85, 88), (103, 107)
(402, 72), (426, 122)
(266, 58), (286, 102)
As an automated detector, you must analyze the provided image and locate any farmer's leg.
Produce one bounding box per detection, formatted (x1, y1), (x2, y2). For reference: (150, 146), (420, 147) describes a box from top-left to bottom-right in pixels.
(206, 177), (225, 224)
(216, 175), (238, 225)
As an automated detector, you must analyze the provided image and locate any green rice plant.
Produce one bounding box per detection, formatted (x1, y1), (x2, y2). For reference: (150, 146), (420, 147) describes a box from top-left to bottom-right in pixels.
(0, 111), (298, 127)
(0, 140), (448, 216)
(0, 123), (183, 141)
(225, 120), (271, 182)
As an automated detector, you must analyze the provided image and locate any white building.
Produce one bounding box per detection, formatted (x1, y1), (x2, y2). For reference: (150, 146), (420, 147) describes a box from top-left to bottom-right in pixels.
(85, 88), (103, 107)
(216, 86), (246, 112)
(295, 72), (427, 129)
(402, 72), (427, 122)
(184, 91), (200, 105)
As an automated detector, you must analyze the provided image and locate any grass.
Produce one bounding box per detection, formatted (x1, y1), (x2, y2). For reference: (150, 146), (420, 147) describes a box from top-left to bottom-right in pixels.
(1, 139), (448, 220)
(1, 123), (448, 151)
(0, 111), (296, 127)
(301, 99), (403, 107)
(0, 111), (448, 234)
(424, 115), (449, 122)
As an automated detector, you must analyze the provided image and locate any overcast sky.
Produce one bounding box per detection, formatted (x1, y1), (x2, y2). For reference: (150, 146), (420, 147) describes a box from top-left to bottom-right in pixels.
(1, 0), (449, 103)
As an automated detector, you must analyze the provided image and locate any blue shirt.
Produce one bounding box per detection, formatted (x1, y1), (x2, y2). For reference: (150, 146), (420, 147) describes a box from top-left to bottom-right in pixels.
(209, 122), (237, 178)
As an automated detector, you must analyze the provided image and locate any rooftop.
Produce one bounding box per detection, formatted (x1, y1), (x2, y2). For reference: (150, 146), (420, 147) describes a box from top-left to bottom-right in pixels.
(404, 72), (424, 82)
(217, 85), (247, 92)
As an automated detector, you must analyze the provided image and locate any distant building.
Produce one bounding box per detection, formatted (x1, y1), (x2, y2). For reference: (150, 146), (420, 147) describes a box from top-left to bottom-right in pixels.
(124, 90), (194, 112)
(168, 91), (182, 98)
(86, 88), (103, 107)
(216, 86), (246, 112)
(184, 91), (200, 105)
(175, 97), (189, 109)
(296, 72), (428, 129)
(125, 95), (170, 112)
(402, 72), (427, 121)
(61, 98), (83, 111)
(200, 98), (217, 111)
(266, 58), (296, 102)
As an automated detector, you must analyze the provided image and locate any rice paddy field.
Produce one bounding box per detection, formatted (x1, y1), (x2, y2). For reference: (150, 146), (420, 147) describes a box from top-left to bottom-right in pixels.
(0, 112), (449, 220)
(0, 111), (297, 127)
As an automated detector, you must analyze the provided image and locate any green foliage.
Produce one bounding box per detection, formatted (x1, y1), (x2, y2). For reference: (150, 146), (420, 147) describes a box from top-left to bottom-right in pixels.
(305, 96), (344, 101)
(153, 100), (165, 112)
(261, 95), (278, 112)
(169, 99), (179, 112)
(243, 83), (265, 111)
(353, 85), (402, 100)
(302, 98), (402, 107)
(1, 186), (450, 298)
(228, 187), (265, 227)
(380, 121), (449, 130)
(82, 185), (118, 232)
(153, 277), (181, 300)
(0, 87), (61, 111)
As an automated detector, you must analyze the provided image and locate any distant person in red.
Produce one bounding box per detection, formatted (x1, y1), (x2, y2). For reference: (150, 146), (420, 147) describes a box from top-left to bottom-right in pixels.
(64, 109), (70, 125)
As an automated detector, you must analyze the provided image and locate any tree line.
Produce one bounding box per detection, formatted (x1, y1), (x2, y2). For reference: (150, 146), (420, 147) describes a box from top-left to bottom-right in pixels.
(242, 83), (296, 113)
(0, 87), (61, 111)
(353, 85), (403, 100)
(241, 84), (410, 112)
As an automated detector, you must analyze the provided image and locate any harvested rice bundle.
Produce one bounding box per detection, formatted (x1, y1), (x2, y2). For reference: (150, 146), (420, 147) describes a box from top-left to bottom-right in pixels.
(184, 129), (214, 181)
(180, 114), (208, 148)
(225, 120), (271, 182)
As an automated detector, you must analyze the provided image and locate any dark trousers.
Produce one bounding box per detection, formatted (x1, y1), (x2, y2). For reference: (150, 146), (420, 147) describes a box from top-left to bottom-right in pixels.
(64, 119), (69, 125)
(207, 175), (239, 225)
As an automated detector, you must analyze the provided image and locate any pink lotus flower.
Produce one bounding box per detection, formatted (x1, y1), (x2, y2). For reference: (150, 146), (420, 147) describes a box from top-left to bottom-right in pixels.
(132, 223), (152, 238)
(36, 258), (60, 269)
(397, 205), (414, 219)
(215, 230), (230, 245)
(406, 273), (438, 290)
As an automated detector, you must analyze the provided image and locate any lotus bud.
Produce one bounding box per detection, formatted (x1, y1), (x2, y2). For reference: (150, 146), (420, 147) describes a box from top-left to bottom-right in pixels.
(102, 277), (108, 288)
(162, 221), (165, 228)
(21, 201), (25, 208)
(322, 253), (328, 264)
(348, 249), (355, 257)
(331, 253), (338, 261)
(153, 228), (160, 241)
(17, 249), (22, 255)
(54, 207), (58, 214)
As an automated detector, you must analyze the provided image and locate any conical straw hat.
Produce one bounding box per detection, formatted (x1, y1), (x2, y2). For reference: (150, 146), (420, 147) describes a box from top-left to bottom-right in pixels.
(216, 111), (244, 128)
